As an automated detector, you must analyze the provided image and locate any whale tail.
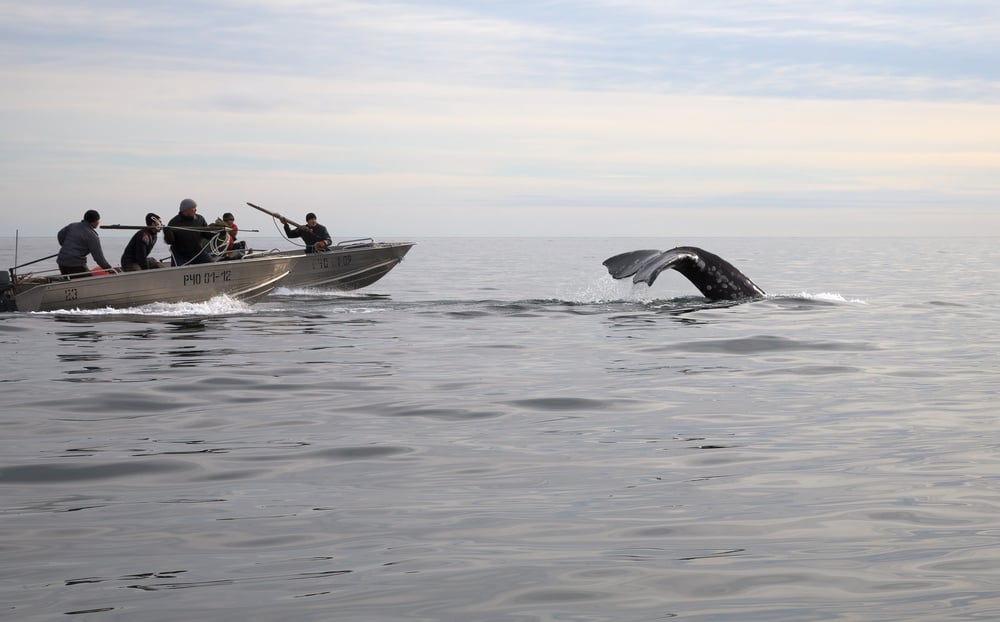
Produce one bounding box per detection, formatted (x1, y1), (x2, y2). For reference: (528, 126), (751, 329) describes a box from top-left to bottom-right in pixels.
(603, 246), (766, 301)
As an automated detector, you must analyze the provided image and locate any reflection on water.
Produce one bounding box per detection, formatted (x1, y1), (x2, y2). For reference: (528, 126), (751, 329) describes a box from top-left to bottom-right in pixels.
(54, 328), (103, 343)
(166, 318), (211, 336)
(2, 237), (1000, 621)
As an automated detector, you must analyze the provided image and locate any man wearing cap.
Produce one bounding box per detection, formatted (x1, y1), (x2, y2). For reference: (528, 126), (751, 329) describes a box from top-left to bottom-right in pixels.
(56, 209), (114, 278)
(280, 212), (333, 254)
(163, 198), (215, 265)
(121, 213), (165, 271)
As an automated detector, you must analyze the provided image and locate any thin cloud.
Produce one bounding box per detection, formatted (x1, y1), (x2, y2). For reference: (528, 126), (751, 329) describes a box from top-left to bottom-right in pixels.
(2, 0), (1000, 236)
(597, 0), (1000, 46)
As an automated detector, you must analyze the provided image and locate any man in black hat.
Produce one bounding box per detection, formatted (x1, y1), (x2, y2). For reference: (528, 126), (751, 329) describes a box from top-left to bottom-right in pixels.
(56, 210), (115, 278)
(279, 212), (333, 253)
(121, 213), (165, 271)
(163, 198), (215, 265)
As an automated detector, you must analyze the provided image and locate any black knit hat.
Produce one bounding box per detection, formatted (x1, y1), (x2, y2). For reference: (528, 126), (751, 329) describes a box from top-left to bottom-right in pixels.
(305, 212), (317, 221)
(145, 212), (160, 226)
(222, 212), (235, 221)
(84, 210), (100, 223)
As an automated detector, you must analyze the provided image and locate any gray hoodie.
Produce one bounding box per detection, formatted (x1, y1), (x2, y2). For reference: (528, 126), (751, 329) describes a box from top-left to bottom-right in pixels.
(57, 221), (112, 269)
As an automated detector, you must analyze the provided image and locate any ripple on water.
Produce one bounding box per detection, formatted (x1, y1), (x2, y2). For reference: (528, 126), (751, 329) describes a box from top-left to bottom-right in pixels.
(643, 334), (876, 355)
(367, 402), (506, 421)
(508, 397), (609, 411)
(0, 459), (196, 484)
(2, 238), (999, 622)
(303, 446), (414, 460)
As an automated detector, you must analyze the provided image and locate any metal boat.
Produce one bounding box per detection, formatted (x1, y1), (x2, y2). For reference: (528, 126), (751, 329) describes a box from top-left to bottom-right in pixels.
(240, 204), (413, 290)
(263, 239), (414, 290)
(1, 255), (296, 312)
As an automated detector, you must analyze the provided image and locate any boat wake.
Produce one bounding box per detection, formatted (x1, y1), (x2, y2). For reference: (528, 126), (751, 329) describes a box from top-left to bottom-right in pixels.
(270, 286), (389, 299)
(32, 295), (255, 317)
(785, 291), (867, 305)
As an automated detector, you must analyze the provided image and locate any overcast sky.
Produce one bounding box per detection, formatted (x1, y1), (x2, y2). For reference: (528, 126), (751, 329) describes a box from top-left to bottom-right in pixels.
(2, 0), (998, 237)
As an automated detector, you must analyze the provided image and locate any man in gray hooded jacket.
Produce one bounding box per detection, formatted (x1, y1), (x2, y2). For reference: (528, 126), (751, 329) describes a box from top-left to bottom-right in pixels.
(56, 210), (114, 278)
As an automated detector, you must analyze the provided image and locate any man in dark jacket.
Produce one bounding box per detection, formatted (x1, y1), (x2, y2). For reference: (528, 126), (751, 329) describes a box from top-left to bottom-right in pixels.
(163, 198), (216, 265)
(57, 209), (114, 278)
(280, 212), (333, 253)
(121, 213), (165, 271)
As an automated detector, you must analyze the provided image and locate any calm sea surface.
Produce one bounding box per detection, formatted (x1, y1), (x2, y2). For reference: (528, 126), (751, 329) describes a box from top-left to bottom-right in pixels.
(2, 236), (999, 621)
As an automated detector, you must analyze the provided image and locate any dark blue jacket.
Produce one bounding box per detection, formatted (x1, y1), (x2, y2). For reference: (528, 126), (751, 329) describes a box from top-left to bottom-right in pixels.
(284, 221), (332, 253)
(121, 227), (159, 268)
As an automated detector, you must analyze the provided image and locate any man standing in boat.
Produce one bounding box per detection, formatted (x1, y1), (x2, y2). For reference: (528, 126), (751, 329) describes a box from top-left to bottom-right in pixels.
(56, 209), (115, 278)
(279, 212), (333, 253)
(164, 198), (216, 265)
(120, 213), (165, 271)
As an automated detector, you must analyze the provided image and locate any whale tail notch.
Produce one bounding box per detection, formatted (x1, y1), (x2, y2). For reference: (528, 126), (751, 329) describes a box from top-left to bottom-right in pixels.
(603, 246), (766, 301)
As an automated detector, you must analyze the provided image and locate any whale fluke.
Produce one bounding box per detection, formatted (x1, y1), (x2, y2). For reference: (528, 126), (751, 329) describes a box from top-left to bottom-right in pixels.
(603, 246), (766, 301)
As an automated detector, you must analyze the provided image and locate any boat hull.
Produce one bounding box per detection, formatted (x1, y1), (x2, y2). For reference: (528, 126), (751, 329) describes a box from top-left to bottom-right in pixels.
(272, 242), (413, 290)
(10, 256), (295, 312)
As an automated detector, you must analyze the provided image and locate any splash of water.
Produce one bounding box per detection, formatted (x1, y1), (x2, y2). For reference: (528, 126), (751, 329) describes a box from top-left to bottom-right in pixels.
(33, 295), (255, 316)
(783, 291), (868, 304)
(561, 276), (659, 304)
(270, 286), (373, 298)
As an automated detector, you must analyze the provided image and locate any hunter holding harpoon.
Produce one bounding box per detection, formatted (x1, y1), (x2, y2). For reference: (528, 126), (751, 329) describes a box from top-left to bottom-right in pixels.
(277, 212), (333, 254)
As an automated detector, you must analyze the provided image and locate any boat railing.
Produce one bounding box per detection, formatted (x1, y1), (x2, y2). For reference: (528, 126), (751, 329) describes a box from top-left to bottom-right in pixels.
(336, 238), (375, 249)
(240, 248), (285, 259)
(234, 239), (375, 259)
(12, 266), (103, 285)
(7, 254), (71, 285)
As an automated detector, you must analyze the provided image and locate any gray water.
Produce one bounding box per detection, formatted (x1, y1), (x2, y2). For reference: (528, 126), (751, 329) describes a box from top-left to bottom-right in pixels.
(2, 236), (999, 621)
